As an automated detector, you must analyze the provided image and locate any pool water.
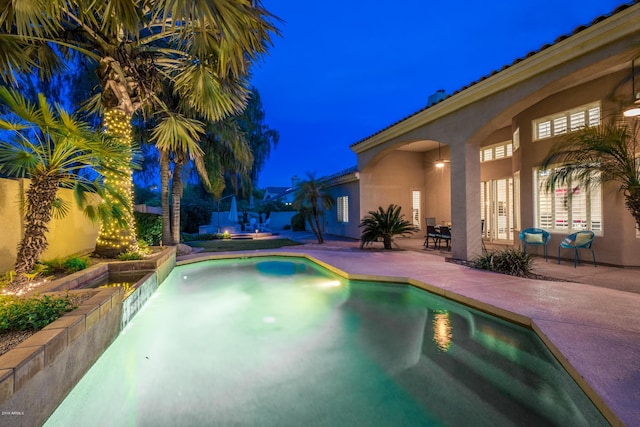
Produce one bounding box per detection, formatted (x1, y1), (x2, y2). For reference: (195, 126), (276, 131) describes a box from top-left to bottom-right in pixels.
(45, 257), (608, 426)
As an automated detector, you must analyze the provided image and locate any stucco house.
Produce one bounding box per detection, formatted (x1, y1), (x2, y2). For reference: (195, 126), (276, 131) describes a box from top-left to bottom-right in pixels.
(321, 2), (640, 267)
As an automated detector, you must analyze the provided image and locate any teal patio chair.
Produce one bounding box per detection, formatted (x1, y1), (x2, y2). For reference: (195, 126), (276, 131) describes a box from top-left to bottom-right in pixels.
(558, 230), (596, 268)
(519, 228), (551, 261)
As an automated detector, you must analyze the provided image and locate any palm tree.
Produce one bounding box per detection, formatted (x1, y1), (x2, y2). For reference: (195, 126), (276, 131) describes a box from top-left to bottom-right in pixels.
(0, 1), (279, 254)
(292, 174), (334, 244)
(359, 204), (419, 249)
(0, 88), (131, 290)
(541, 121), (640, 228)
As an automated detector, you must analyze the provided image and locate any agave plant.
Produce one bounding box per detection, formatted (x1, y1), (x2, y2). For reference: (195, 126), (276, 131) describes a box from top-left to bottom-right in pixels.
(359, 204), (419, 249)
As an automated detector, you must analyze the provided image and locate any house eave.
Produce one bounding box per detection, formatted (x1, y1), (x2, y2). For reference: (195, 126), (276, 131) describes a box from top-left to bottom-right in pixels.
(351, 3), (640, 154)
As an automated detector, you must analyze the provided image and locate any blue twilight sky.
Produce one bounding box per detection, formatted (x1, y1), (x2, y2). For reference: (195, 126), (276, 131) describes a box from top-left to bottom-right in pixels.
(250, 0), (627, 188)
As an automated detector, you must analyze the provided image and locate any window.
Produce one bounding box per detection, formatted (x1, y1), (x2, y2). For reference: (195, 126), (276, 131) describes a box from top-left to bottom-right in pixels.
(534, 168), (602, 232)
(412, 191), (421, 227)
(533, 102), (600, 141)
(480, 141), (513, 162)
(513, 127), (520, 151)
(337, 196), (349, 223)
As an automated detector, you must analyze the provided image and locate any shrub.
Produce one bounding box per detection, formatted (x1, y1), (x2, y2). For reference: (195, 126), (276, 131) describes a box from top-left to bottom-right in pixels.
(180, 199), (214, 233)
(0, 294), (76, 332)
(471, 248), (533, 277)
(118, 251), (145, 261)
(62, 256), (89, 273)
(134, 211), (162, 246)
(41, 256), (89, 275)
(181, 233), (221, 242)
(291, 212), (306, 231)
(359, 204), (419, 249)
(283, 224), (291, 230)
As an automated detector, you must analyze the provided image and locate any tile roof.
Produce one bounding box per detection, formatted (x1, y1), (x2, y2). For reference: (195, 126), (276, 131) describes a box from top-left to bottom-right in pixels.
(350, 1), (638, 149)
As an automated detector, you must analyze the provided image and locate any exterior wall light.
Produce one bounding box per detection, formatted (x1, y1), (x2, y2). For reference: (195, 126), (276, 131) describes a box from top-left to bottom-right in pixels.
(624, 58), (640, 117)
(434, 143), (447, 168)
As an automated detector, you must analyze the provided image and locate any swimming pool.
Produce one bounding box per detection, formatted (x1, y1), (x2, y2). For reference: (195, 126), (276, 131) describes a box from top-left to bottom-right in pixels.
(45, 256), (607, 426)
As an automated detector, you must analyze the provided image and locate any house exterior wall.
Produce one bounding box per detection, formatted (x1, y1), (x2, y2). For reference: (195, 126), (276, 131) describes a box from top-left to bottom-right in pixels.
(345, 5), (640, 266)
(512, 70), (639, 266)
(0, 178), (100, 274)
(359, 150), (425, 231)
(423, 146), (451, 228)
(324, 179), (361, 239)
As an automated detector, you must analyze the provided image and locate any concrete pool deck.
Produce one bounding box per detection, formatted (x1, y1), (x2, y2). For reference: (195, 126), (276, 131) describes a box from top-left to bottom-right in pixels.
(178, 233), (640, 427)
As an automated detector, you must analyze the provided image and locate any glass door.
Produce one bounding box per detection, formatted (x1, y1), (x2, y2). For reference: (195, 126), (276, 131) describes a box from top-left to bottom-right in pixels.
(481, 178), (514, 242)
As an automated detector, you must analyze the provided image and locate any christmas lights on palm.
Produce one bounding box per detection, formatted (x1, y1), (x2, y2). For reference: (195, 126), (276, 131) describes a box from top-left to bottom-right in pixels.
(95, 109), (139, 255)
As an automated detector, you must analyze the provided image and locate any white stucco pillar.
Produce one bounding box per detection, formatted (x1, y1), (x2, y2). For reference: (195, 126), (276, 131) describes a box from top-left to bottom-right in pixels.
(450, 140), (482, 261)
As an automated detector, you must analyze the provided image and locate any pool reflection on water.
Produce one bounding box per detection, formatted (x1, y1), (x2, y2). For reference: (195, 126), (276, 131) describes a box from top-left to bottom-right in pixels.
(45, 257), (608, 427)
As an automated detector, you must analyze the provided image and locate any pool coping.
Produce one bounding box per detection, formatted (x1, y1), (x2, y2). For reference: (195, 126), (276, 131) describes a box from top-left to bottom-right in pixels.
(177, 250), (626, 427)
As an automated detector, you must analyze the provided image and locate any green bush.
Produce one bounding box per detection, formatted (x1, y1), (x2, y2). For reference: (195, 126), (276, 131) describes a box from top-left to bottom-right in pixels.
(180, 199), (214, 234)
(358, 204), (419, 249)
(283, 224), (291, 230)
(291, 212), (306, 231)
(118, 251), (145, 261)
(134, 211), (162, 246)
(41, 256), (89, 275)
(471, 248), (533, 277)
(0, 294), (76, 332)
(63, 256), (89, 273)
(181, 233), (221, 242)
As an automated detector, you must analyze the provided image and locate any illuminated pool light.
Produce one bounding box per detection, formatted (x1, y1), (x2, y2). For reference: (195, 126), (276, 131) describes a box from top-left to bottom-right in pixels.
(319, 280), (341, 288)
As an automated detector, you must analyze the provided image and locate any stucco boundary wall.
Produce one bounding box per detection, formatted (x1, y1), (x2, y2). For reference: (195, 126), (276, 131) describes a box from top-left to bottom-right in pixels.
(0, 177), (101, 275)
(0, 287), (123, 427)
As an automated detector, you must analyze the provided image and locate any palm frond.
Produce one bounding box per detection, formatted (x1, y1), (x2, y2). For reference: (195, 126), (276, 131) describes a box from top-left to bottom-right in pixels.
(541, 123), (640, 194)
(50, 197), (70, 220)
(150, 112), (205, 157)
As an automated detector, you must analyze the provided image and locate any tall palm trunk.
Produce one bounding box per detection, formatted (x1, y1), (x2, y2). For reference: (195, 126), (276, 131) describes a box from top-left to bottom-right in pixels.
(95, 108), (138, 257)
(312, 209), (324, 244)
(12, 175), (60, 287)
(160, 149), (172, 245)
(171, 157), (185, 245)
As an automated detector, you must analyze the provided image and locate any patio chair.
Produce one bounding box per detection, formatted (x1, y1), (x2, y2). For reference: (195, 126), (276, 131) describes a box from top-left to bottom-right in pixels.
(436, 226), (451, 250)
(519, 228), (551, 261)
(558, 230), (596, 268)
(424, 225), (439, 248)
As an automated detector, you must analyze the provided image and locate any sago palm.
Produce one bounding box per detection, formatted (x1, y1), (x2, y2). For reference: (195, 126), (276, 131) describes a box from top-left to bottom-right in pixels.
(0, 0), (279, 254)
(541, 122), (640, 228)
(359, 204), (419, 249)
(292, 173), (334, 244)
(0, 87), (132, 290)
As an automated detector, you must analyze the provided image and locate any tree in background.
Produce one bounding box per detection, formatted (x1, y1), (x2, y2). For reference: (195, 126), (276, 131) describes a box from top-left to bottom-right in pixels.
(0, 0), (279, 255)
(0, 88), (131, 290)
(541, 121), (640, 228)
(293, 173), (334, 244)
(236, 88), (279, 186)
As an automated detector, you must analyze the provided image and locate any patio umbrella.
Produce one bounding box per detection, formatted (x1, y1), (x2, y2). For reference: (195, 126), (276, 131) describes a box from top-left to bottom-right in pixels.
(228, 196), (238, 223)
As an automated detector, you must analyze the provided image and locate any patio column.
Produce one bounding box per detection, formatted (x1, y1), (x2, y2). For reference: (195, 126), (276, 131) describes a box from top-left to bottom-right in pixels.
(450, 140), (482, 261)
